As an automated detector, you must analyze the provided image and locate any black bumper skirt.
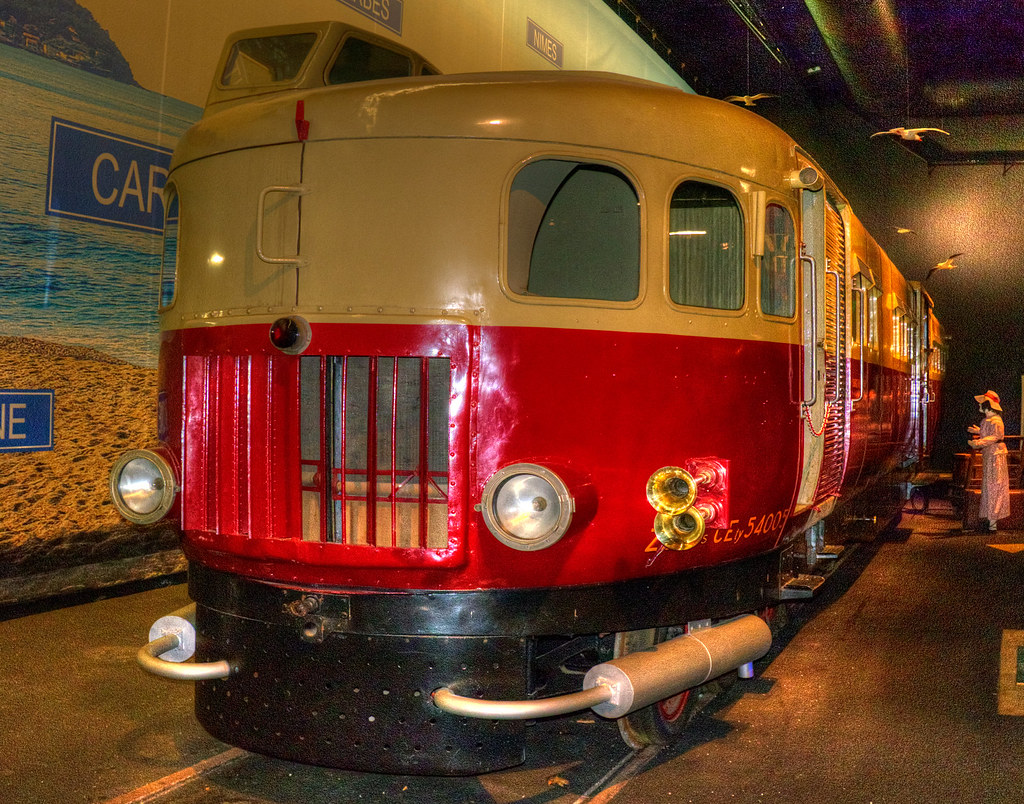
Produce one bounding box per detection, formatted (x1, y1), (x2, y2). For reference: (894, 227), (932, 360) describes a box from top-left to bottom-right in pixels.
(189, 554), (777, 774)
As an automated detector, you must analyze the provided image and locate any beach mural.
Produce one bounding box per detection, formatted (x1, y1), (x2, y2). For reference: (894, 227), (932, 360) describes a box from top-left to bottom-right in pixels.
(0, 0), (198, 602)
(0, 0), (684, 602)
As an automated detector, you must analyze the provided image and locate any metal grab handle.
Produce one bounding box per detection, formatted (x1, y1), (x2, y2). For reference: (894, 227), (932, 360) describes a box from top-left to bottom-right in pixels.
(256, 184), (308, 266)
(800, 254), (817, 406)
(851, 285), (866, 403)
(137, 604), (232, 681)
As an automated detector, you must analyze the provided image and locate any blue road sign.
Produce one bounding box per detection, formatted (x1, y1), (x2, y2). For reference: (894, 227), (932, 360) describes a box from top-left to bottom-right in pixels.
(0, 390), (55, 452)
(46, 118), (172, 234)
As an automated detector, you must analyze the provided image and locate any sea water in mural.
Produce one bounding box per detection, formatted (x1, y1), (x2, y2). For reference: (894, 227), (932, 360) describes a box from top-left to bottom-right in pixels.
(1, 45), (198, 365)
(0, 43), (200, 591)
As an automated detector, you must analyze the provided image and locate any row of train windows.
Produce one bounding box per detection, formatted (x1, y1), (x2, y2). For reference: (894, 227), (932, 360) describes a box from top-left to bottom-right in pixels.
(158, 159), (796, 314)
(851, 272), (919, 360)
(508, 159), (796, 317)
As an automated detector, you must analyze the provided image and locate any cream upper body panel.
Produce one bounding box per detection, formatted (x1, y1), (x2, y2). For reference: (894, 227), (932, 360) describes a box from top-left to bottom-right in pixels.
(175, 71), (790, 178)
(166, 72), (809, 345)
(846, 206), (915, 373)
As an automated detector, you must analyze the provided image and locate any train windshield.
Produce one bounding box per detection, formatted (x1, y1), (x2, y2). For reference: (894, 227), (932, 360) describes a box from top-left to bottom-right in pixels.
(220, 32), (317, 87)
(668, 181), (744, 310)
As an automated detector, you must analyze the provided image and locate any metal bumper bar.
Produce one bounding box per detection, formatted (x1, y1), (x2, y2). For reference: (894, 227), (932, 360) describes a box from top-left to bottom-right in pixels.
(137, 604), (232, 681)
(432, 614), (772, 720)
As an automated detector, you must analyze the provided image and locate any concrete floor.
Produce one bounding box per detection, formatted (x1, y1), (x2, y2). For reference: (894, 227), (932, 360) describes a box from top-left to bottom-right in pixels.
(615, 501), (1024, 803)
(3, 499), (1024, 803)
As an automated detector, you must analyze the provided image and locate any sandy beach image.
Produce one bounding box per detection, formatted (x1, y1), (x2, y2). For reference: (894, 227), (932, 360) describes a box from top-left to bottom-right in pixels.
(0, 336), (179, 584)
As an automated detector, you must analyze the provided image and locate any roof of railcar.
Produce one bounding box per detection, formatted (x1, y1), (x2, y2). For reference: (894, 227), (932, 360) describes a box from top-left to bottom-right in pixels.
(172, 71), (801, 185)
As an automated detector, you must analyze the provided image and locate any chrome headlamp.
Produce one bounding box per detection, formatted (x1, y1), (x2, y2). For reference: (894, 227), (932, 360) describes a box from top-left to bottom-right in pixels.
(479, 464), (574, 551)
(109, 449), (177, 524)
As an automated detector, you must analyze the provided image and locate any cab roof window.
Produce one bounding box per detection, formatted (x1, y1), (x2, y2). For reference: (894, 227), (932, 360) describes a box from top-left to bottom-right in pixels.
(221, 32), (318, 87)
(328, 36), (414, 85)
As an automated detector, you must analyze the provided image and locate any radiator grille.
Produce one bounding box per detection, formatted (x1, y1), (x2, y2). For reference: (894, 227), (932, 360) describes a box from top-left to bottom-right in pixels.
(182, 353), (451, 550)
(300, 355), (451, 548)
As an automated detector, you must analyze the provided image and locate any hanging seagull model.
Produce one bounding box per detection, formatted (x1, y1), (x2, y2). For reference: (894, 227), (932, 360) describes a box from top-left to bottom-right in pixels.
(926, 253), (962, 280)
(724, 93), (779, 106)
(871, 127), (949, 141)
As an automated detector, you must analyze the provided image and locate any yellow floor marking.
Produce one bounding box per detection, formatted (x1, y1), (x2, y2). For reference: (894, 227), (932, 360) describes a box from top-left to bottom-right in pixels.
(998, 630), (1024, 716)
(988, 544), (1024, 553)
(102, 747), (247, 804)
(572, 746), (662, 804)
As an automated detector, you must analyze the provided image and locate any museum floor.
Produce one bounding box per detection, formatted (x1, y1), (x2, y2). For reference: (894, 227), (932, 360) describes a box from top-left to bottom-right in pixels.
(3, 498), (1024, 804)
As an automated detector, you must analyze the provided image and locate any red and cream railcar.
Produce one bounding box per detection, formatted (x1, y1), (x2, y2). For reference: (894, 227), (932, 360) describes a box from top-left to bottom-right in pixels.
(112, 22), (945, 775)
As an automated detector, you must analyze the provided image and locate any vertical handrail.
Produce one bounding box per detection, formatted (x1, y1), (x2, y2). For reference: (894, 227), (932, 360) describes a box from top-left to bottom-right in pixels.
(851, 285), (867, 403)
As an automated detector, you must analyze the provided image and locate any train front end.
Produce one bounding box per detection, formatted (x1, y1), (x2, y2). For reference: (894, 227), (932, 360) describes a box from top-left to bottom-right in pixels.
(110, 24), (812, 774)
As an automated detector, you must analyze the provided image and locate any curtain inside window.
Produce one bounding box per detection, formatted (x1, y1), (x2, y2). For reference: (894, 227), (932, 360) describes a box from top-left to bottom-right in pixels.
(669, 182), (743, 310)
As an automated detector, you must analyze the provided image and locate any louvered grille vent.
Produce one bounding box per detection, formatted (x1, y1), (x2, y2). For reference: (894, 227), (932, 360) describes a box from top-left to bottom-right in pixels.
(183, 353), (451, 549)
(816, 201), (848, 499)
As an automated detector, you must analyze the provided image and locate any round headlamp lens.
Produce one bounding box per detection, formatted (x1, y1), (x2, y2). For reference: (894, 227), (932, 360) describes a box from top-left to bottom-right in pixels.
(110, 449), (176, 524)
(118, 457), (165, 515)
(480, 464), (573, 551)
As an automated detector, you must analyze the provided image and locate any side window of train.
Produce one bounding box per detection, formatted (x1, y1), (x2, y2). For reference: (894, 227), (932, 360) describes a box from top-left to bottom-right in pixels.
(867, 285), (882, 350)
(327, 36), (414, 84)
(159, 186), (179, 309)
(668, 181), (743, 310)
(851, 272), (867, 346)
(760, 203), (796, 318)
(221, 32), (318, 87)
(854, 259), (881, 350)
(893, 307), (911, 360)
(506, 159), (640, 302)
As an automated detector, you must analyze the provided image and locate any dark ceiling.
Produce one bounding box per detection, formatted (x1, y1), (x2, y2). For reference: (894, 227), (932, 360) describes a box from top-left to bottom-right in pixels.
(610, 0), (1024, 167)
(604, 0), (1024, 454)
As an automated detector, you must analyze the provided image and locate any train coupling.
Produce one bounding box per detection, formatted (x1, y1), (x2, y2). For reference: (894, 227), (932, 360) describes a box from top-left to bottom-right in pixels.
(137, 604), (233, 681)
(432, 614), (771, 720)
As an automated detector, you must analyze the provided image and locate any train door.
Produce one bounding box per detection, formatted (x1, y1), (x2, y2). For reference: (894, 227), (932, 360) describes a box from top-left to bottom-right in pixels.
(796, 189), (848, 511)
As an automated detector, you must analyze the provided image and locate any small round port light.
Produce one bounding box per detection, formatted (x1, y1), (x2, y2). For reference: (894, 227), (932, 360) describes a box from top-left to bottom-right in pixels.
(269, 316), (312, 354)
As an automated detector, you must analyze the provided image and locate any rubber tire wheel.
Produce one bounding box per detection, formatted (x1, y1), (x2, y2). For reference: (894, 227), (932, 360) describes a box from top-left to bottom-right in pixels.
(614, 626), (708, 749)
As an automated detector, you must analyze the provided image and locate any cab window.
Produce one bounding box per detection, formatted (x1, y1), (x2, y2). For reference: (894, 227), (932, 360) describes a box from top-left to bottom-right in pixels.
(760, 204), (796, 317)
(507, 159), (640, 302)
(328, 37), (414, 84)
(220, 33), (317, 87)
(669, 181), (743, 310)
